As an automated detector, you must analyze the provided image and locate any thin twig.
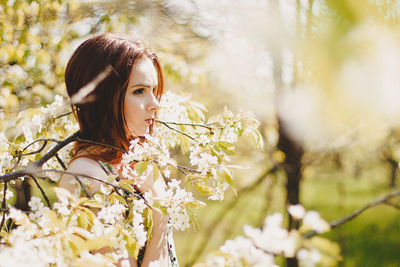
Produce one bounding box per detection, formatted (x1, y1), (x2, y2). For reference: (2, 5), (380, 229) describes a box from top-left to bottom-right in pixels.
(73, 176), (93, 199)
(384, 201), (400, 209)
(0, 208), (30, 213)
(41, 169), (147, 204)
(0, 183), (8, 232)
(156, 121), (196, 141)
(19, 141), (48, 157)
(22, 138), (60, 153)
(176, 164), (201, 174)
(156, 120), (213, 131)
(54, 111), (73, 120)
(55, 153), (67, 170)
(11, 139), (58, 171)
(28, 175), (52, 208)
(304, 190), (400, 238)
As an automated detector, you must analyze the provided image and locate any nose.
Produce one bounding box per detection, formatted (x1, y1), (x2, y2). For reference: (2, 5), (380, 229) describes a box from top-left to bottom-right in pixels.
(147, 92), (160, 112)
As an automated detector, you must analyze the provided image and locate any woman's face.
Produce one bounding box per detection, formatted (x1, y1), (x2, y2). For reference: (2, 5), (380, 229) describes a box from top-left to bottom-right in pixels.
(124, 56), (160, 137)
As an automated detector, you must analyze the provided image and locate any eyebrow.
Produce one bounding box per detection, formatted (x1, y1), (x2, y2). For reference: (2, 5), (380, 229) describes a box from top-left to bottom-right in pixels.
(131, 83), (158, 88)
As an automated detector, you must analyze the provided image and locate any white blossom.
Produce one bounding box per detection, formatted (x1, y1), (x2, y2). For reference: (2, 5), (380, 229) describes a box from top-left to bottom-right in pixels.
(208, 236), (278, 267)
(97, 203), (126, 225)
(303, 210), (330, 233)
(288, 204), (306, 220)
(297, 248), (321, 267)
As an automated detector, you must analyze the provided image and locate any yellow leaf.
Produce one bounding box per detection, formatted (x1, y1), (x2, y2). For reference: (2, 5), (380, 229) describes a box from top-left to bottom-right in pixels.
(134, 161), (148, 176)
(217, 165), (234, 187)
(67, 234), (86, 255)
(153, 163), (160, 182)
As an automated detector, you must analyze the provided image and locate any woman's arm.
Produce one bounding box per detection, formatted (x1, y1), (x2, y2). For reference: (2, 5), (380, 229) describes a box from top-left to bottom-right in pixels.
(140, 176), (169, 266)
(60, 159), (139, 267)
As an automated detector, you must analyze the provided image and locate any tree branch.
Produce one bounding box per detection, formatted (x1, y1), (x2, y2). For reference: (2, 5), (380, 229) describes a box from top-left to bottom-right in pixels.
(156, 120), (213, 131)
(0, 183), (8, 231)
(54, 111), (73, 120)
(11, 139), (59, 171)
(304, 190), (400, 238)
(34, 132), (80, 168)
(156, 120), (196, 141)
(0, 132), (79, 183)
(40, 169), (147, 204)
(28, 175), (52, 209)
(73, 175), (93, 199)
(55, 153), (67, 170)
(384, 200), (400, 209)
(21, 138), (60, 154)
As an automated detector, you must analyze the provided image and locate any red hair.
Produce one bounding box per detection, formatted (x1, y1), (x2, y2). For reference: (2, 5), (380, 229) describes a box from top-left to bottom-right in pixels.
(65, 33), (164, 164)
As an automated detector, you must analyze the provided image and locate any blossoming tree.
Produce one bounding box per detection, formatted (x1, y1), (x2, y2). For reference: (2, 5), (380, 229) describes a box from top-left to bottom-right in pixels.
(2, 0), (400, 266)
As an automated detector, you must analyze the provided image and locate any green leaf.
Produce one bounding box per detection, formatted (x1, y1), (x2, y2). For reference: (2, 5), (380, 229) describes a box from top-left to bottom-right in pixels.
(125, 231), (139, 259)
(187, 208), (200, 232)
(84, 236), (114, 252)
(234, 122), (244, 135)
(153, 163), (160, 182)
(134, 161), (148, 176)
(218, 141), (236, 155)
(217, 166), (234, 187)
(178, 134), (189, 154)
(76, 197), (89, 205)
(109, 193), (127, 205)
(210, 144), (221, 157)
(249, 128), (264, 149)
(143, 207), (153, 240)
(195, 182), (210, 196)
(82, 199), (103, 209)
(67, 234), (86, 255)
(77, 211), (88, 229)
(186, 101), (206, 122)
(81, 207), (96, 225)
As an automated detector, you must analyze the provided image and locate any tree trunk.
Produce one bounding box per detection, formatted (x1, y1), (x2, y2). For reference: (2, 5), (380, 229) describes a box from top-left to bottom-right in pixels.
(278, 121), (304, 230)
(14, 179), (31, 211)
(388, 157), (397, 188)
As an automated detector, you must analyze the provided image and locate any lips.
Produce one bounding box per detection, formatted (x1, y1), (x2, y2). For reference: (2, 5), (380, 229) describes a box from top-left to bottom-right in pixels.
(145, 118), (154, 125)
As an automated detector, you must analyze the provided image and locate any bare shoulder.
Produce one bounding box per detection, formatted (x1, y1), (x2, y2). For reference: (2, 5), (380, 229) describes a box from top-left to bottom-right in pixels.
(66, 157), (108, 178)
(59, 157), (108, 195)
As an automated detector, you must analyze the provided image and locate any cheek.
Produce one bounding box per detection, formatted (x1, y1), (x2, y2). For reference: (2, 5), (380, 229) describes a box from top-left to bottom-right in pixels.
(124, 97), (143, 124)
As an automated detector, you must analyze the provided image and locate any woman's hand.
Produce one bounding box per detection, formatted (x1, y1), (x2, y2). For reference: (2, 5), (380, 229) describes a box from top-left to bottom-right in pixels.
(132, 164), (167, 198)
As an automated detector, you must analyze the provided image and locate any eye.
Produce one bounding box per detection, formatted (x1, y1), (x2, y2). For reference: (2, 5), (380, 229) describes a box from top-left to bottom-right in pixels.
(133, 88), (145, 95)
(152, 87), (157, 95)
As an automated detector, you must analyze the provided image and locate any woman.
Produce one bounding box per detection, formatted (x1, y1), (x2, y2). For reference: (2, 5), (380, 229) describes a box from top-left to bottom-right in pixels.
(60, 33), (177, 267)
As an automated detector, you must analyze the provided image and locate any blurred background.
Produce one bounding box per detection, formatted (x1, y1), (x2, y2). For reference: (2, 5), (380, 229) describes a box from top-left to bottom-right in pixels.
(1, 0), (400, 266)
